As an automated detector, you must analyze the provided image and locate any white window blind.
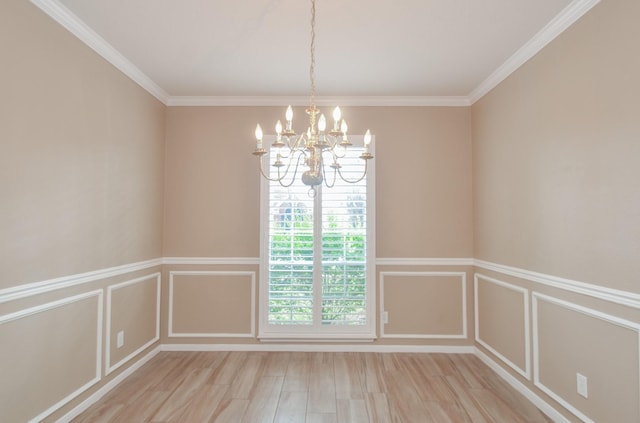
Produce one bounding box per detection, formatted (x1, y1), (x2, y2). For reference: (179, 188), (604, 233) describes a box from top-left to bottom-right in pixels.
(260, 136), (375, 339)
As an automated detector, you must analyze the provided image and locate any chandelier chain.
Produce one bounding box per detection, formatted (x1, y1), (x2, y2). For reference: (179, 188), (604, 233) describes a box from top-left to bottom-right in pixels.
(252, 0), (373, 189)
(309, 0), (316, 108)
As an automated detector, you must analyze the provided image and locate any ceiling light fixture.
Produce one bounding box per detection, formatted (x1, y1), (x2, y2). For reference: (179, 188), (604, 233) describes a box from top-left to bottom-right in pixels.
(253, 0), (373, 196)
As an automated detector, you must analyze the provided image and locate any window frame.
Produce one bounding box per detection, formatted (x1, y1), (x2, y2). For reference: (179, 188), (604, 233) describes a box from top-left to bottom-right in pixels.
(258, 134), (376, 341)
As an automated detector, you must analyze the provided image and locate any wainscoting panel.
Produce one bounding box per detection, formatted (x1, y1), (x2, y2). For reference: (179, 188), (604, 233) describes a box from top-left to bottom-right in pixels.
(380, 271), (467, 338)
(106, 273), (161, 375)
(169, 271), (255, 337)
(533, 293), (640, 423)
(0, 290), (103, 423)
(474, 273), (530, 379)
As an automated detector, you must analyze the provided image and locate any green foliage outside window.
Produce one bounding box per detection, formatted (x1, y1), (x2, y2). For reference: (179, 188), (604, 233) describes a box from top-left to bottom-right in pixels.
(268, 196), (367, 325)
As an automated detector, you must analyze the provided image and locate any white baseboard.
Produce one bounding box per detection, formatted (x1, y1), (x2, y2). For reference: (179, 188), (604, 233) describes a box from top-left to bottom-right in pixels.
(160, 343), (476, 354)
(57, 345), (161, 423)
(474, 347), (568, 423)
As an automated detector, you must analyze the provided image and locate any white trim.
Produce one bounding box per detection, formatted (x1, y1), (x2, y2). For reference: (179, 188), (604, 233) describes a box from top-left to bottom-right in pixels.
(474, 259), (640, 309)
(475, 348), (570, 423)
(258, 334), (376, 342)
(57, 346), (161, 423)
(0, 290), (103, 423)
(532, 292), (640, 423)
(166, 96), (471, 107)
(168, 271), (256, 338)
(376, 257), (474, 266)
(105, 273), (161, 375)
(474, 273), (531, 380)
(161, 343), (475, 354)
(379, 271), (467, 339)
(29, 0), (169, 104)
(163, 257), (260, 266)
(468, 0), (601, 103)
(0, 258), (162, 304)
(258, 135), (377, 340)
(30, 0), (599, 107)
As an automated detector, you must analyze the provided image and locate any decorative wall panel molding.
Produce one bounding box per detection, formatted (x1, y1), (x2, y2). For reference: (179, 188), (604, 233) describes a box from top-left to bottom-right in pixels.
(380, 271), (467, 339)
(532, 292), (640, 423)
(0, 290), (103, 422)
(105, 273), (161, 375)
(168, 271), (256, 338)
(474, 273), (531, 379)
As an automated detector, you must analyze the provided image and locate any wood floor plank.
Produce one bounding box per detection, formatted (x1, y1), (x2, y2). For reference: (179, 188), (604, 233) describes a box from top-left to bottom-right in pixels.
(208, 399), (249, 423)
(241, 376), (284, 423)
(101, 355), (177, 407)
(274, 391), (307, 423)
(174, 384), (228, 423)
(150, 368), (213, 422)
(479, 365), (551, 423)
(423, 400), (472, 423)
(336, 398), (369, 423)
(112, 390), (171, 423)
(449, 354), (490, 389)
(229, 353), (264, 399)
(71, 351), (553, 423)
(364, 392), (392, 423)
(362, 353), (386, 393)
(71, 403), (123, 423)
(469, 388), (530, 423)
(384, 366), (434, 423)
(208, 351), (245, 385)
(334, 353), (364, 400)
(308, 361), (337, 413)
(263, 351), (291, 376)
(306, 412), (338, 423)
(282, 352), (310, 392)
(445, 374), (493, 423)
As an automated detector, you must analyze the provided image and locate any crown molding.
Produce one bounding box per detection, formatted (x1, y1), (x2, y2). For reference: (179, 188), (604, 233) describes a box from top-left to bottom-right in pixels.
(166, 96), (471, 107)
(30, 0), (170, 104)
(32, 0), (599, 107)
(468, 0), (600, 104)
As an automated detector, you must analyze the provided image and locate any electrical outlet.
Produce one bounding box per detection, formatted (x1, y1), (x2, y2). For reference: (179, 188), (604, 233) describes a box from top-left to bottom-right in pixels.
(117, 331), (124, 348)
(576, 373), (588, 398)
(382, 311), (389, 324)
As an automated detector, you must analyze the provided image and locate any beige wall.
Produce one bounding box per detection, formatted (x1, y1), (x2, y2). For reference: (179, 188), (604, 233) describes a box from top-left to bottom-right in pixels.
(472, 0), (640, 292)
(163, 106), (474, 346)
(0, 0), (166, 289)
(0, 0), (165, 421)
(472, 0), (640, 421)
(164, 106), (473, 258)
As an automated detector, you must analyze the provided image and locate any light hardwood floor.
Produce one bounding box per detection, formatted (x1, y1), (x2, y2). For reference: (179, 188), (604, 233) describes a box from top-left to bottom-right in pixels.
(72, 351), (552, 423)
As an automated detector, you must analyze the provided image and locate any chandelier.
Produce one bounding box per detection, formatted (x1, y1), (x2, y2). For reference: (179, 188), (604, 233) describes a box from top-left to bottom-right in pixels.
(252, 0), (373, 195)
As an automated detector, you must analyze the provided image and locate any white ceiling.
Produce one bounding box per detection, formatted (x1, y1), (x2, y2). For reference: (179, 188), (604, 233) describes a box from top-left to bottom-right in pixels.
(33, 0), (599, 105)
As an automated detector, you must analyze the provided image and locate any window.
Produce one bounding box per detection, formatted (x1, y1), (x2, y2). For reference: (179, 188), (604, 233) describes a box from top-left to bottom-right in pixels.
(259, 135), (375, 339)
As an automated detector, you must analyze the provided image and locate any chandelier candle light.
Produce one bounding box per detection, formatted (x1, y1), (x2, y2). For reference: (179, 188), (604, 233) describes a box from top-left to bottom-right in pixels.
(252, 0), (373, 196)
